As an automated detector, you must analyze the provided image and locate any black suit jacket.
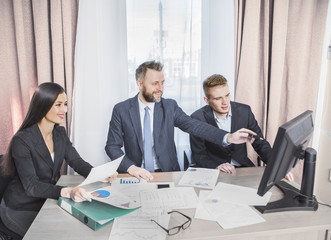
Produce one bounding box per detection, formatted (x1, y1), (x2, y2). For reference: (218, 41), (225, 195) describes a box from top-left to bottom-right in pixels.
(190, 102), (271, 169)
(105, 95), (229, 173)
(3, 124), (92, 211)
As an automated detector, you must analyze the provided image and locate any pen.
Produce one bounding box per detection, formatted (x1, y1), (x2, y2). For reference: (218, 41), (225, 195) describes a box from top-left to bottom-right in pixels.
(248, 133), (264, 141)
(240, 131), (264, 141)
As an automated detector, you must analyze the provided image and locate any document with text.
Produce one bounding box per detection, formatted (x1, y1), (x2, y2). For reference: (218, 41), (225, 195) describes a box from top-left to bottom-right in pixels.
(109, 209), (169, 240)
(208, 182), (272, 206)
(78, 156), (123, 187)
(203, 199), (265, 229)
(88, 186), (140, 209)
(178, 167), (219, 189)
(194, 190), (215, 221)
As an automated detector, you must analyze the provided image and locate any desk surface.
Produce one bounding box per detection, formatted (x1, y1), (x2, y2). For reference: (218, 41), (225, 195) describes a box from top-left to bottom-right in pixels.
(23, 167), (331, 240)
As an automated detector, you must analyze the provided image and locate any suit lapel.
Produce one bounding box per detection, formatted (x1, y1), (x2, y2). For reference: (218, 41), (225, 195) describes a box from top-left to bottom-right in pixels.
(52, 127), (63, 176)
(129, 96), (143, 153)
(230, 102), (239, 132)
(203, 106), (218, 128)
(31, 124), (54, 170)
(204, 105), (232, 152)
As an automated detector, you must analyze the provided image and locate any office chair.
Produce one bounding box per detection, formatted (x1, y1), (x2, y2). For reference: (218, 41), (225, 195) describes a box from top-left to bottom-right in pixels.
(257, 156), (263, 167)
(183, 149), (196, 170)
(0, 155), (22, 240)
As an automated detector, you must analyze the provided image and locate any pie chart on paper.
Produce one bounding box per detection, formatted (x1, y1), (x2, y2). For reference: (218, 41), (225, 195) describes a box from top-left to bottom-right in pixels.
(90, 190), (110, 198)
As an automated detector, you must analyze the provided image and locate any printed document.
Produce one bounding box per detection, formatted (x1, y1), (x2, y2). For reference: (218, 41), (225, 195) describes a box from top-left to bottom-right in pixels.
(203, 199), (265, 229)
(109, 187), (198, 240)
(78, 156), (123, 187)
(178, 167), (219, 189)
(195, 183), (270, 229)
(109, 210), (169, 240)
(112, 177), (147, 186)
(194, 190), (216, 221)
(88, 186), (140, 209)
(139, 187), (198, 213)
(208, 182), (272, 206)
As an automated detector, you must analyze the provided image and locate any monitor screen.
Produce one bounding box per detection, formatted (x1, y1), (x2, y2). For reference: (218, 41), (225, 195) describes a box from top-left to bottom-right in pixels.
(256, 110), (318, 213)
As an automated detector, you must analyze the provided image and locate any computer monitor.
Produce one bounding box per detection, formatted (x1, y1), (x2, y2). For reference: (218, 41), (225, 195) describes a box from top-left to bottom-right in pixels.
(255, 110), (318, 213)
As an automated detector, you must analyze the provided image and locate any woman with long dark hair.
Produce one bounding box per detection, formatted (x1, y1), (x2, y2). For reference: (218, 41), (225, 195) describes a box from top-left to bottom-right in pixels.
(0, 82), (116, 237)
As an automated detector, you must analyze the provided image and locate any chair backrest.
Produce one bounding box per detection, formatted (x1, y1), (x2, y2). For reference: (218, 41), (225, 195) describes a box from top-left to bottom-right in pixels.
(0, 156), (23, 240)
(183, 149), (195, 170)
(0, 155), (13, 201)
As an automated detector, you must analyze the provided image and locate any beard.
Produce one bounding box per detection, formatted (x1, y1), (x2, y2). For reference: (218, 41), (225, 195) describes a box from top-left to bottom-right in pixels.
(142, 86), (163, 103)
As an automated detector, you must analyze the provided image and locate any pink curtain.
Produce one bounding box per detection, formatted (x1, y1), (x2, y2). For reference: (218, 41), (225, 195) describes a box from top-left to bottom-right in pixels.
(0, 0), (78, 160)
(234, 0), (328, 182)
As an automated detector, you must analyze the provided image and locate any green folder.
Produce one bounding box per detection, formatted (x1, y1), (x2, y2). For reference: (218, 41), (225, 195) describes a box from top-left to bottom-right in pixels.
(58, 197), (140, 231)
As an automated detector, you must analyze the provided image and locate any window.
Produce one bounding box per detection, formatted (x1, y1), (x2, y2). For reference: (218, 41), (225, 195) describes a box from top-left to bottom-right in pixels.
(127, 0), (202, 114)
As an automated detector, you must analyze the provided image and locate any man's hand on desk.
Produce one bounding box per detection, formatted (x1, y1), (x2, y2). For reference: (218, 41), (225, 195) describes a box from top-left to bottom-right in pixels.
(128, 165), (154, 181)
(105, 171), (119, 183)
(61, 187), (91, 202)
(216, 163), (236, 174)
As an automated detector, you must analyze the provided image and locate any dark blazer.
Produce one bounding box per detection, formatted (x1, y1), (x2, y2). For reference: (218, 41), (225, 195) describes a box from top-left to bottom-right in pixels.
(190, 102), (271, 169)
(105, 94), (228, 173)
(3, 124), (92, 211)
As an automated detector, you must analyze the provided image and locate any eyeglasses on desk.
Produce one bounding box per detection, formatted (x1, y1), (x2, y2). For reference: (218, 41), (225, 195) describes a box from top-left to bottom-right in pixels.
(151, 210), (192, 236)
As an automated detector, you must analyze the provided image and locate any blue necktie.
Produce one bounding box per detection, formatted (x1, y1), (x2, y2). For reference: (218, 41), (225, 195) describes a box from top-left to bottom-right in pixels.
(144, 106), (154, 172)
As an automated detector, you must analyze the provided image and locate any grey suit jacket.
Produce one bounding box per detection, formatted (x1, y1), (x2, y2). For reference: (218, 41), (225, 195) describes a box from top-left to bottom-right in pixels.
(105, 94), (228, 173)
(3, 124), (92, 211)
(190, 102), (271, 169)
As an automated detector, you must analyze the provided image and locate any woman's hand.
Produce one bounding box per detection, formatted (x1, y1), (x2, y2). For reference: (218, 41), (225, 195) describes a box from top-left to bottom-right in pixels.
(61, 187), (91, 202)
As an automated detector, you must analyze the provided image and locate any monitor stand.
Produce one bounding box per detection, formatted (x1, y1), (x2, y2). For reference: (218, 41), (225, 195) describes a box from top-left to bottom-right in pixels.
(256, 148), (319, 213)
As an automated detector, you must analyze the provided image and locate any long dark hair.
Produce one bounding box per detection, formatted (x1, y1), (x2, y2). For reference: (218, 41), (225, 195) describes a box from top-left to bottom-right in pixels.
(0, 82), (65, 176)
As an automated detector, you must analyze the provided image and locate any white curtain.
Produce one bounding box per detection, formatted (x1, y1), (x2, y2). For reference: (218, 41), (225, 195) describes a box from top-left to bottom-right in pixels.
(175, 0), (235, 169)
(70, 0), (128, 168)
(174, 0), (235, 169)
(201, 0), (235, 102)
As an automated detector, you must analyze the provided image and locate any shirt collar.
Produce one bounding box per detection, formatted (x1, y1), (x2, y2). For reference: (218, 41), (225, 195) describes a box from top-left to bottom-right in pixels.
(213, 106), (232, 122)
(138, 96), (155, 112)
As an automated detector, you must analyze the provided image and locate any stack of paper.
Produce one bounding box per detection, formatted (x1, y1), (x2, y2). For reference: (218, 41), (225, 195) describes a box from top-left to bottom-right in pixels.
(195, 182), (272, 229)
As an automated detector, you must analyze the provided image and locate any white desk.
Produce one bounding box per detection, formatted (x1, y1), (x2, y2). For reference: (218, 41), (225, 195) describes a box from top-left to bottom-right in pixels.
(23, 167), (331, 240)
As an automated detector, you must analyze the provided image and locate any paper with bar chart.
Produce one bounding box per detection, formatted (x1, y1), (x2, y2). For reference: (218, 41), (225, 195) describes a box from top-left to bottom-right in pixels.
(112, 177), (147, 185)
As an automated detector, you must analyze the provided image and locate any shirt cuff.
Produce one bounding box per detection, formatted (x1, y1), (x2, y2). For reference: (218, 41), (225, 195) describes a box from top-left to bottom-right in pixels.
(222, 133), (231, 146)
(127, 164), (135, 173)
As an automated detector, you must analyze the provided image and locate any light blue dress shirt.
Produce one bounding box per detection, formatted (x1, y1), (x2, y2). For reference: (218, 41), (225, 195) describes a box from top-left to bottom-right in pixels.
(213, 107), (241, 166)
